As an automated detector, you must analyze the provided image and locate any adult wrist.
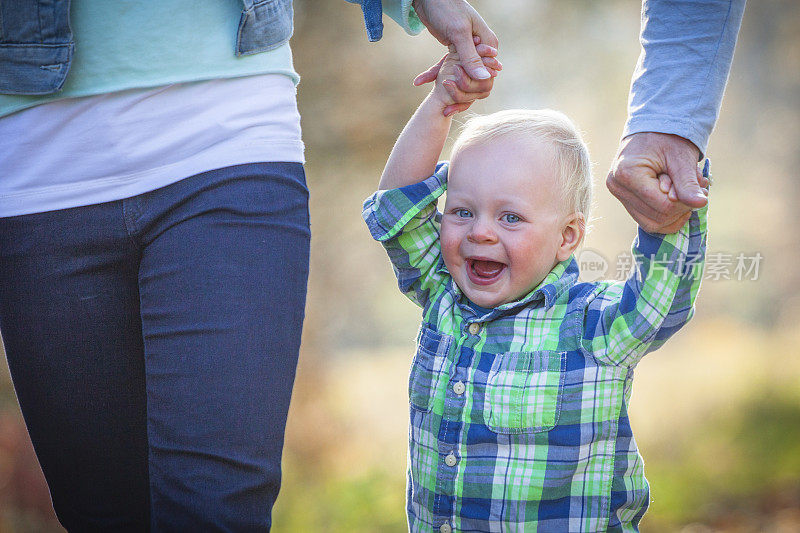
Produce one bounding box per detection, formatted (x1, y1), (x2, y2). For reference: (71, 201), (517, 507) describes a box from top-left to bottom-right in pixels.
(621, 132), (701, 161)
(623, 117), (707, 159)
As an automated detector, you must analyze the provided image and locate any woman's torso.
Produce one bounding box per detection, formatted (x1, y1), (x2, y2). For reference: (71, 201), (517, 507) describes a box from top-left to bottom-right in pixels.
(0, 0), (303, 216)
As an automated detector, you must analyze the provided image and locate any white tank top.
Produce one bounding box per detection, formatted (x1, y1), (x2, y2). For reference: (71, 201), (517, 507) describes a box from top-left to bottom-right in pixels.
(0, 74), (304, 217)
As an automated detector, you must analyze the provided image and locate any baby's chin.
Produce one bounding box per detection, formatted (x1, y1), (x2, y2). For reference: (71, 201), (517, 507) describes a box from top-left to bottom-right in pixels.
(461, 286), (516, 309)
(460, 278), (547, 309)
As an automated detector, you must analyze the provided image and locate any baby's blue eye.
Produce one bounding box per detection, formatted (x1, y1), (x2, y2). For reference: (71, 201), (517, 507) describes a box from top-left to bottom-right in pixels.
(454, 208), (473, 218)
(503, 213), (521, 224)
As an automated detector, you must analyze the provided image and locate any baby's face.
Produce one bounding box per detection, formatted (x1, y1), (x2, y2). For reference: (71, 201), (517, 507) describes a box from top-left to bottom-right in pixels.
(441, 136), (569, 308)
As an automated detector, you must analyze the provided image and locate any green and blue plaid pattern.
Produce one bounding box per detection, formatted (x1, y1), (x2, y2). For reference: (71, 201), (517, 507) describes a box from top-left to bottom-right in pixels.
(363, 162), (708, 532)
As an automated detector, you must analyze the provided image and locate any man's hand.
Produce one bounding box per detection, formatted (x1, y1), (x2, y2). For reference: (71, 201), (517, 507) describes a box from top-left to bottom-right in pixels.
(607, 132), (710, 234)
(412, 0), (498, 81)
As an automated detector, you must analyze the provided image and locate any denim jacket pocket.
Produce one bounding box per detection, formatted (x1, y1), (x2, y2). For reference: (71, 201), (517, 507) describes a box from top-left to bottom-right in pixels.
(408, 325), (451, 413)
(485, 350), (566, 434)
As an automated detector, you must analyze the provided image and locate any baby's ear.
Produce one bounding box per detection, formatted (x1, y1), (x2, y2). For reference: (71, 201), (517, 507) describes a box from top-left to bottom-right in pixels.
(557, 213), (585, 262)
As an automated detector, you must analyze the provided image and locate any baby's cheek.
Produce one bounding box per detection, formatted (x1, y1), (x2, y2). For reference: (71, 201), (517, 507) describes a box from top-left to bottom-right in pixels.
(440, 227), (461, 270)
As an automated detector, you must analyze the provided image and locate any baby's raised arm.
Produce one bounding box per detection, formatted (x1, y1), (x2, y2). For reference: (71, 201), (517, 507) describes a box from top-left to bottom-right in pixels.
(582, 162), (711, 367)
(378, 42), (500, 190)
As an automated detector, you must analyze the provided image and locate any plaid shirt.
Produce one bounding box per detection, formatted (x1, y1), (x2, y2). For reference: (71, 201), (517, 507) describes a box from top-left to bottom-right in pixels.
(363, 162), (708, 532)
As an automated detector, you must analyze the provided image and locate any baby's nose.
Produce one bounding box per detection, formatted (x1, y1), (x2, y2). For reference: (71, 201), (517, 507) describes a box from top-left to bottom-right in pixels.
(467, 219), (498, 243)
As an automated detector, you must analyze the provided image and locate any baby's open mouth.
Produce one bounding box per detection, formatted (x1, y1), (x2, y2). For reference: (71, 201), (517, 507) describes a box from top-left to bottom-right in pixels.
(467, 258), (506, 285)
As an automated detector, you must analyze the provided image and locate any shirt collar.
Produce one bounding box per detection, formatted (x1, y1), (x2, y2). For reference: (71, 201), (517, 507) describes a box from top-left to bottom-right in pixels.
(442, 255), (580, 316)
(501, 256), (580, 311)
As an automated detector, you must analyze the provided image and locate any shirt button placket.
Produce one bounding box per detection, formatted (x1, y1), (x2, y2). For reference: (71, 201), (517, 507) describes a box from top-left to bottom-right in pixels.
(435, 320), (480, 528)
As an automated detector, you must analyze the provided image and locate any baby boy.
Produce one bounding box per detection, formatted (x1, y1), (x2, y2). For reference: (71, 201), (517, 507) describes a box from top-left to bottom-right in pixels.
(363, 47), (709, 532)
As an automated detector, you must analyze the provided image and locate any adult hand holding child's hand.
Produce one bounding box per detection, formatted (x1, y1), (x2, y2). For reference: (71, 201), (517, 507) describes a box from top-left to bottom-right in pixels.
(423, 39), (501, 116)
(412, 0), (498, 81)
(607, 132), (710, 234)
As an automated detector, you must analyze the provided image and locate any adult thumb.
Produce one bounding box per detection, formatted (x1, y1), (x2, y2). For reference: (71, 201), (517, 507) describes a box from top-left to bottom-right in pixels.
(451, 33), (491, 80)
(670, 158), (708, 208)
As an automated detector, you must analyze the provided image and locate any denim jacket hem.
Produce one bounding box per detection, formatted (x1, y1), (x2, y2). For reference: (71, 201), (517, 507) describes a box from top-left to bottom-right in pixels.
(0, 42), (74, 95)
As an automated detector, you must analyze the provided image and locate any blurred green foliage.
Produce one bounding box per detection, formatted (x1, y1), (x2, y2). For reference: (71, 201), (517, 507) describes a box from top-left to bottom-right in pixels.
(274, 467), (407, 532)
(644, 391), (800, 530)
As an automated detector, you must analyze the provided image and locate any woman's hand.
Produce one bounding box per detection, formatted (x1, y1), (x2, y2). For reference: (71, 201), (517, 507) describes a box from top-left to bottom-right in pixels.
(424, 37), (502, 116)
(412, 0), (498, 80)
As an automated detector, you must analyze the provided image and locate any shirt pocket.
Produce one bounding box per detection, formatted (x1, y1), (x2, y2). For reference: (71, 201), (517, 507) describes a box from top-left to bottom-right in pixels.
(409, 325), (451, 413)
(484, 350), (566, 434)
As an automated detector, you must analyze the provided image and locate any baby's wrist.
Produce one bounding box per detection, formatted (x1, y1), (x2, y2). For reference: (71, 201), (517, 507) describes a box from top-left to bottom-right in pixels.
(424, 88), (452, 116)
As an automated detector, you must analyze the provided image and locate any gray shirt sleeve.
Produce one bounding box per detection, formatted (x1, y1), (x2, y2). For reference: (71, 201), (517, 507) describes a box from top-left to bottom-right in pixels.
(623, 0), (746, 155)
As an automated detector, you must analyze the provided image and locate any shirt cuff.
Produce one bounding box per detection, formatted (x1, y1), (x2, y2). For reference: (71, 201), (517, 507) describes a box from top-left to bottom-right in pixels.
(635, 201), (708, 285)
(382, 0), (424, 35)
(623, 116), (709, 159)
(362, 162), (448, 241)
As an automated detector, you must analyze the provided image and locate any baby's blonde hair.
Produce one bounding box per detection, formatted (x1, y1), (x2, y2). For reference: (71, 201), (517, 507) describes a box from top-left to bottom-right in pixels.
(451, 109), (593, 231)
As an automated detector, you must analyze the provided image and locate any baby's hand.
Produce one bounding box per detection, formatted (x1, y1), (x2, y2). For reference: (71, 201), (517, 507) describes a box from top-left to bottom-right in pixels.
(417, 37), (502, 117)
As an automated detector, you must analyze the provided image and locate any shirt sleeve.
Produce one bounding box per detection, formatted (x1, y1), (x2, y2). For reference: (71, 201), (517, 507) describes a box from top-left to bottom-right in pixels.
(344, 0), (424, 42)
(623, 0), (746, 156)
(362, 163), (449, 309)
(582, 176), (710, 367)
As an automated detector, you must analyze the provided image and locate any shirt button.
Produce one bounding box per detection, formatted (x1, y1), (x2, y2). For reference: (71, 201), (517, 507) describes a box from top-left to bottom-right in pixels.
(452, 381), (466, 395)
(440, 523), (452, 533)
(444, 453), (458, 467)
(468, 322), (481, 335)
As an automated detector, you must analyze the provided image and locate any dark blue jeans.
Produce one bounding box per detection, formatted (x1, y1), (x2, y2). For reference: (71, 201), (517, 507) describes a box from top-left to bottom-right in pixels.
(0, 163), (310, 531)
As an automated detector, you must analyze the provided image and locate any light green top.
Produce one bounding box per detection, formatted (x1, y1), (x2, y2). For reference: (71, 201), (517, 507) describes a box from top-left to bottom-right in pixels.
(0, 0), (299, 118)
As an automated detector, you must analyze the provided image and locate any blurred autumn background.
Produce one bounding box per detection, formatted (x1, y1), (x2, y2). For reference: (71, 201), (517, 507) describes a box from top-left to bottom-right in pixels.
(1, 1), (799, 531)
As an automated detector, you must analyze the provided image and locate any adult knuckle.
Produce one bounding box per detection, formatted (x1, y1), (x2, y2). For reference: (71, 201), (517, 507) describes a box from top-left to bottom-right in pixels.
(613, 164), (637, 184)
(484, 29), (499, 48)
(605, 171), (622, 194)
